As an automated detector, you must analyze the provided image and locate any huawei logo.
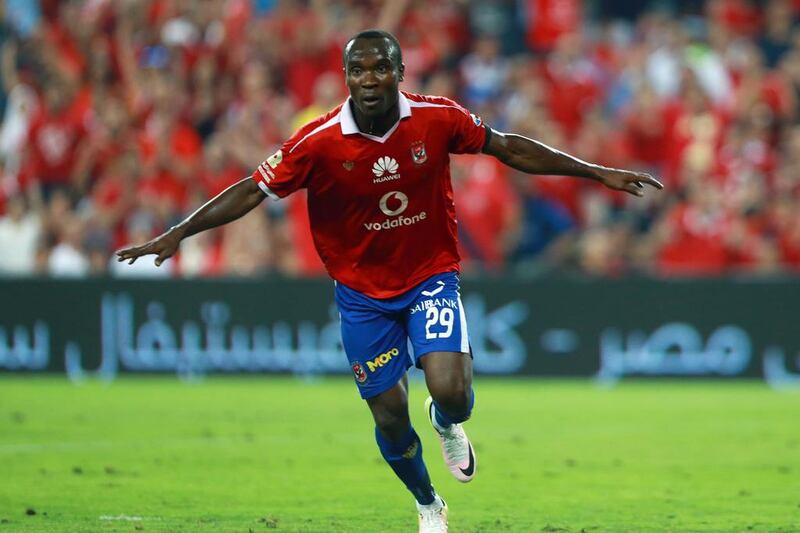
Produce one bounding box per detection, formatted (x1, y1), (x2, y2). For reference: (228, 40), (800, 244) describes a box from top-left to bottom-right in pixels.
(372, 156), (399, 178)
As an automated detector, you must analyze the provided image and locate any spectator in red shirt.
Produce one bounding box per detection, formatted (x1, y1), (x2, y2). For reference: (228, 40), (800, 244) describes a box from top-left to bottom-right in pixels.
(541, 32), (604, 139)
(72, 93), (135, 195)
(136, 71), (202, 220)
(708, 0), (762, 37)
(525, 0), (582, 52)
(663, 72), (729, 185)
(200, 138), (247, 200)
(656, 182), (731, 275)
(767, 195), (800, 270)
(24, 75), (87, 197)
(622, 84), (670, 170)
(91, 148), (139, 251)
(451, 153), (520, 272)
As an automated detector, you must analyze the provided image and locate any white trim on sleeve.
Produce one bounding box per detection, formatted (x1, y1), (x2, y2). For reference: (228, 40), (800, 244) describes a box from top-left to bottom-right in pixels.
(256, 179), (280, 201)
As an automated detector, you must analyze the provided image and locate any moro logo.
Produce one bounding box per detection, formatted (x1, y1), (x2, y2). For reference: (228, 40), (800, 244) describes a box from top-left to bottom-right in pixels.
(379, 191), (408, 216)
(372, 156), (400, 183)
(367, 347), (400, 372)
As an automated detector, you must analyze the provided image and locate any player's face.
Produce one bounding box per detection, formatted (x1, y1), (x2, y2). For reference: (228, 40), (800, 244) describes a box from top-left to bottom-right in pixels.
(344, 38), (404, 118)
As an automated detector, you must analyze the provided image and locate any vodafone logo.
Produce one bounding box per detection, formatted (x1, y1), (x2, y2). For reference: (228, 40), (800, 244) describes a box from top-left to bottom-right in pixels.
(372, 156), (399, 177)
(379, 191), (408, 216)
(364, 190), (426, 231)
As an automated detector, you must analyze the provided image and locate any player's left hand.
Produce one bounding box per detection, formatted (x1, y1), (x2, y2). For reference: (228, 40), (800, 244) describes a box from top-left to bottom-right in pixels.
(594, 167), (663, 197)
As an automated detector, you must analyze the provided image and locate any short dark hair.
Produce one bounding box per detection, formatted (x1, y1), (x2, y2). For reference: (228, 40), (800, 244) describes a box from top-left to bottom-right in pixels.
(342, 29), (403, 67)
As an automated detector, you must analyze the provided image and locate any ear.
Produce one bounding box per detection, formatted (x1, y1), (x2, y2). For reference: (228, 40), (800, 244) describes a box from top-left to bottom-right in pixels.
(398, 63), (405, 82)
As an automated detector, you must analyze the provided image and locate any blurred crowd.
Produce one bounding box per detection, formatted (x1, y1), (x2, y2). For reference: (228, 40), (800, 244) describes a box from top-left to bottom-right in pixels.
(0, 0), (799, 279)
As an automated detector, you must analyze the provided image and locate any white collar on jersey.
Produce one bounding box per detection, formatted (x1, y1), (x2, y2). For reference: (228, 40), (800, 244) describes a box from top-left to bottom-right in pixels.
(339, 92), (412, 143)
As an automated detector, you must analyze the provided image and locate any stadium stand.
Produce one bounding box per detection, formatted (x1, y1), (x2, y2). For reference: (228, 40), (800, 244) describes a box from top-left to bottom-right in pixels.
(0, 0), (798, 278)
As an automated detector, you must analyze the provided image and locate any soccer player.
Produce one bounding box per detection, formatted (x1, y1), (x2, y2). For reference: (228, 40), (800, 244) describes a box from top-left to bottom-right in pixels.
(117, 30), (662, 532)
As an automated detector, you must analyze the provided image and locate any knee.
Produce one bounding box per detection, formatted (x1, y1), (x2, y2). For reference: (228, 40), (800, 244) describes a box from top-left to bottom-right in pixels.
(373, 404), (410, 441)
(431, 382), (471, 416)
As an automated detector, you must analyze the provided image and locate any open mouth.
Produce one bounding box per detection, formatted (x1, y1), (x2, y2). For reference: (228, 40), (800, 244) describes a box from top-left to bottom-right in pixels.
(362, 95), (381, 107)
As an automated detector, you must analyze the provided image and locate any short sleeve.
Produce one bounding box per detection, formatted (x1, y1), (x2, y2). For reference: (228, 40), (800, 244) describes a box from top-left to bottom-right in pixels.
(448, 104), (488, 155)
(250, 133), (314, 200)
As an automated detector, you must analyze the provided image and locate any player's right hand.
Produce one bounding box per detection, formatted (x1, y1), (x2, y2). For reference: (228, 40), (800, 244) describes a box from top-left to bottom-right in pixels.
(115, 228), (183, 267)
(594, 166), (663, 197)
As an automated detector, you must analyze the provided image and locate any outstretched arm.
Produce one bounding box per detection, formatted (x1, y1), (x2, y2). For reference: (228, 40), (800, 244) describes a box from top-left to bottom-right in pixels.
(116, 177), (266, 266)
(482, 129), (663, 197)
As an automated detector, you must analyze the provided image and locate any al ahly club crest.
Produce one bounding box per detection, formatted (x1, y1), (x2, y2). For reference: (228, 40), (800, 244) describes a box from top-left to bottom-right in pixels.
(410, 141), (427, 164)
(352, 362), (367, 383)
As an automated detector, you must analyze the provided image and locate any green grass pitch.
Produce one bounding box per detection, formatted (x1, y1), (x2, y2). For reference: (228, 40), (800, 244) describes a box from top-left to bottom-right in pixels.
(1, 376), (799, 532)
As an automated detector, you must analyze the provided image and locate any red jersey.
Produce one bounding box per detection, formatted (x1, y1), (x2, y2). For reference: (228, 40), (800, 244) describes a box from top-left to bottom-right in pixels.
(26, 105), (87, 184)
(250, 92), (488, 298)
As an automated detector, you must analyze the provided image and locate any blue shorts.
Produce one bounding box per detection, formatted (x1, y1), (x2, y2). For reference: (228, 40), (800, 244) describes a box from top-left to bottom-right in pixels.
(335, 271), (471, 399)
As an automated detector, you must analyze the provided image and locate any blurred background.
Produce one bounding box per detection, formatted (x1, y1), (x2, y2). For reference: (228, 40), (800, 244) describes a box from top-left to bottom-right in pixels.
(1, 5), (799, 530)
(0, 0), (799, 280)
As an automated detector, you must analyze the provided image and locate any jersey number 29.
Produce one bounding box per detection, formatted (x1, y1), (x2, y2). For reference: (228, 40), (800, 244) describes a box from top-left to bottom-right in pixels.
(425, 307), (454, 339)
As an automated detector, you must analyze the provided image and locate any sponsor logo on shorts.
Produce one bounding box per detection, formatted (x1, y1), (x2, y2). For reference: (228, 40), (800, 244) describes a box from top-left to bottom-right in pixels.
(421, 281), (445, 297)
(364, 191), (427, 231)
(410, 297), (458, 315)
(367, 347), (399, 372)
(352, 362), (367, 383)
